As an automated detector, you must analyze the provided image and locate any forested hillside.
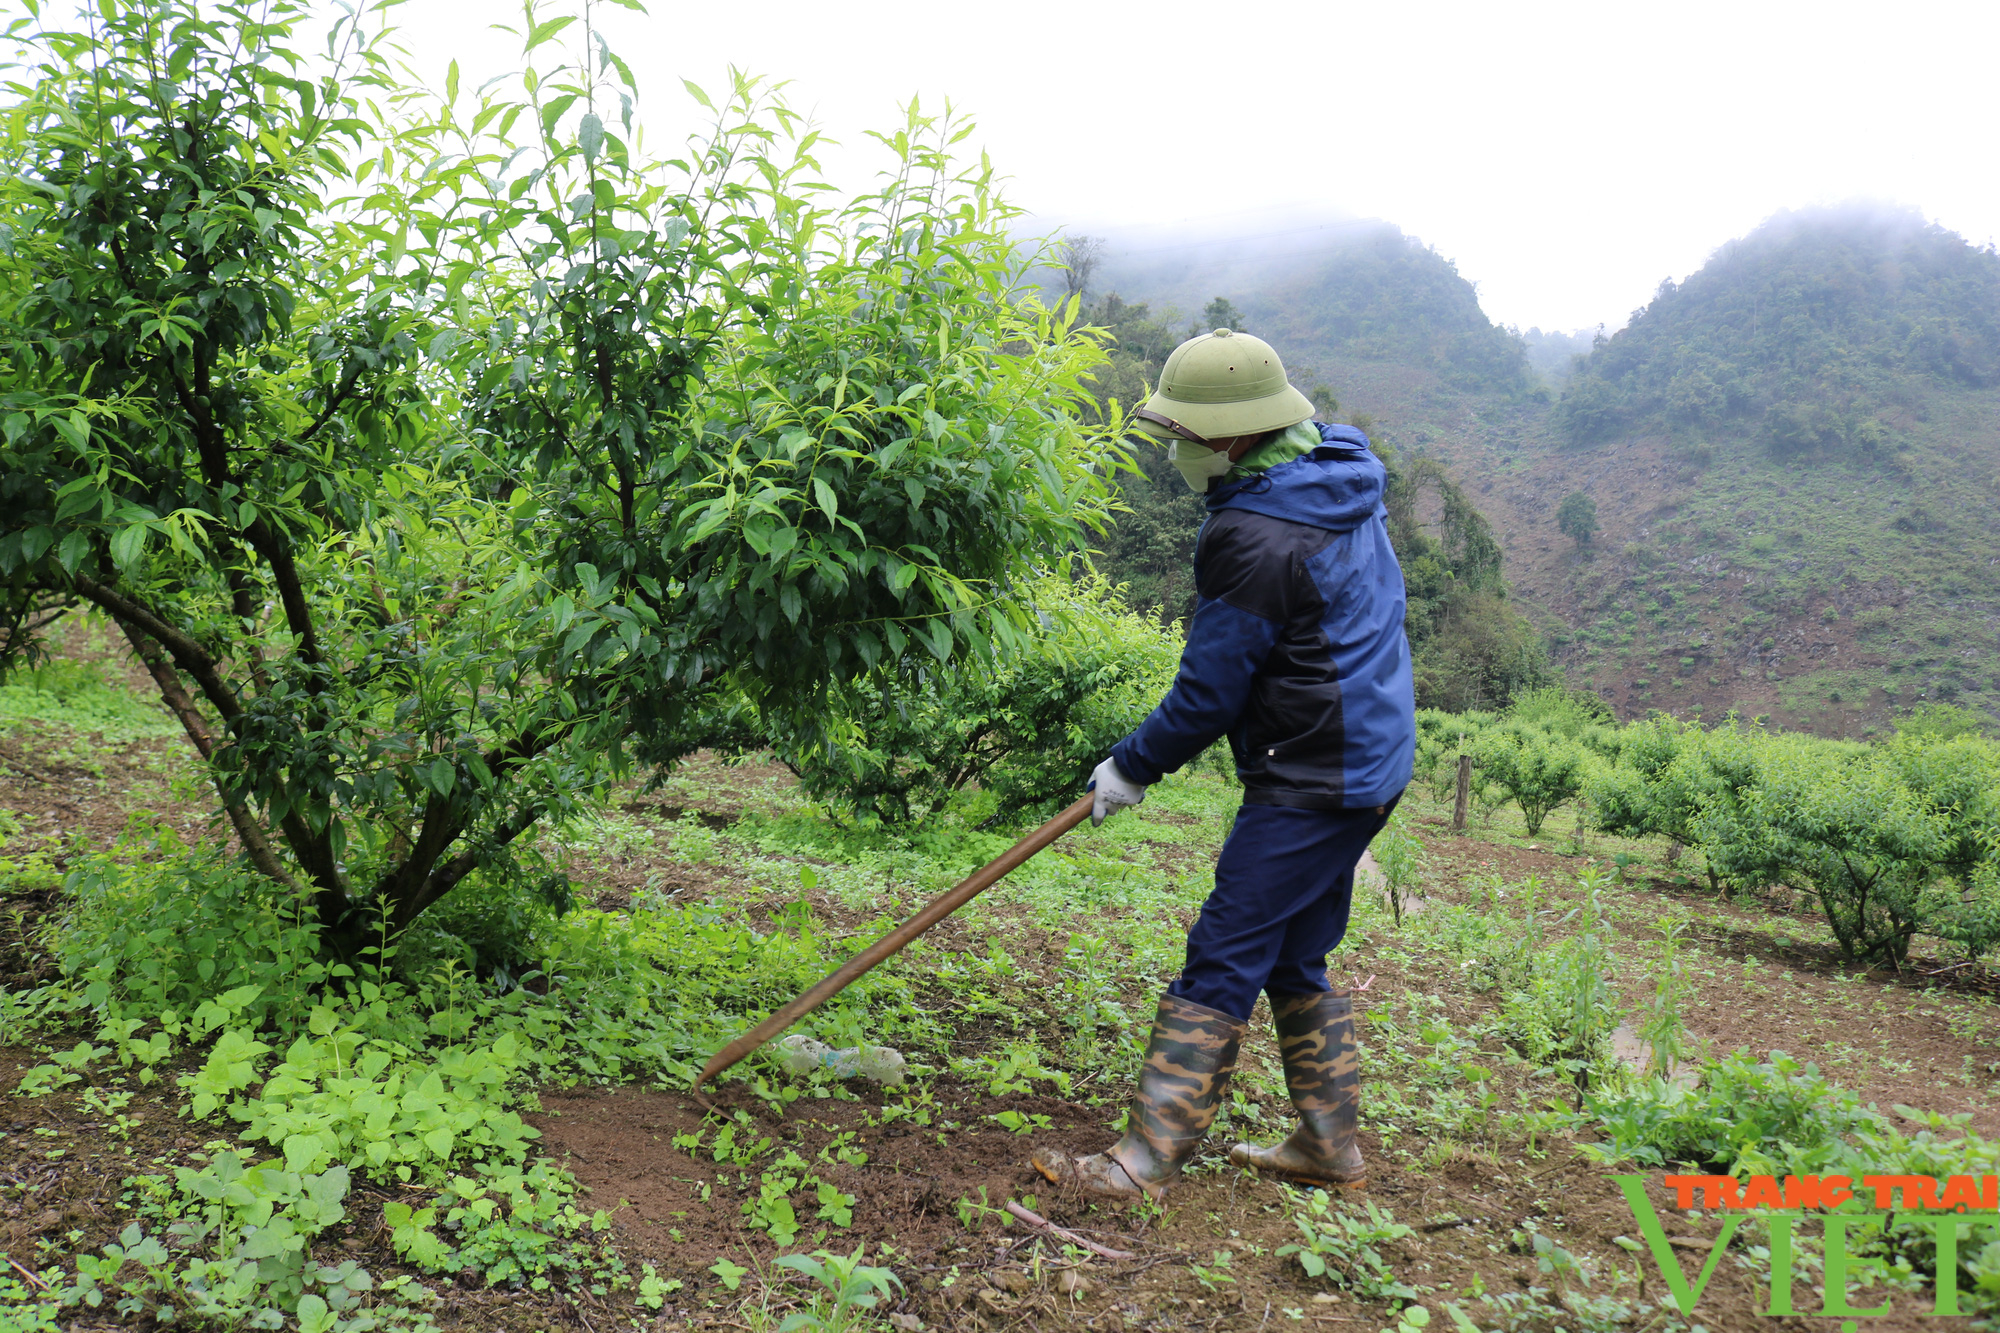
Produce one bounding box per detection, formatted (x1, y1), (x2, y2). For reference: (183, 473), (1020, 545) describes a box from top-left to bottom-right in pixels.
(1081, 205), (2000, 736)
(1532, 206), (2000, 733)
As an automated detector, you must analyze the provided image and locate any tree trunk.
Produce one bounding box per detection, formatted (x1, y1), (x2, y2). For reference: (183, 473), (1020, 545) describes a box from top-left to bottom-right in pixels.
(117, 621), (302, 894)
(1452, 754), (1472, 832)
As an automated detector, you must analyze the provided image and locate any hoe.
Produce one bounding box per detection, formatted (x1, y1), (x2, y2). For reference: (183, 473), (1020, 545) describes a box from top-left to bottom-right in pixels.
(695, 794), (1094, 1091)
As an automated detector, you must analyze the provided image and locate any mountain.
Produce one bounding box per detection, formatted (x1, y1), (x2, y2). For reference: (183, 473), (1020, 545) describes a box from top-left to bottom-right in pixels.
(1520, 206), (2000, 733)
(1084, 215), (1534, 395)
(1552, 205), (2000, 448)
(1075, 203), (2000, 736)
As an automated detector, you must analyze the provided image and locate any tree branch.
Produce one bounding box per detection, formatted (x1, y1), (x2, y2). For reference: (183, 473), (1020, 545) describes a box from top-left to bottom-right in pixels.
(73, 573), (345, 900)
(116, 620), (301, 894)
(239, 515), (326, 668)
(389, 806), (542, 935)
(71, 575), (242, 724)
(223, 566), (273, 691)
(159, 356), (327, 671)
(295, 363), (364, 451)
(356, 716), (582, 940)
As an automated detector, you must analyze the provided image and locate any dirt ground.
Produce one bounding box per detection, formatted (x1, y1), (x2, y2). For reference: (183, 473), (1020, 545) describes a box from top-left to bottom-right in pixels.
(2, 639), (1997, 1330)
(516, 793), (1998, 1331)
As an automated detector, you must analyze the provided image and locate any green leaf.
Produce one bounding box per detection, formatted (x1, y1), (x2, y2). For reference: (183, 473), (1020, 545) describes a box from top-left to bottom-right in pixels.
(538, 93), (578, 140)
(682, 78), (714, 109)
(296, 1294), (335, 1333)
(53, 482), (101, 523)
(49, 414), (89, 450)
(108, 522), (149, 569)
(525, 14), (577, 49)
(54, 530), (90, 574)
(812, 477), (838, 522)
(283, 1134), (326, 1174)
(578, 112), (604, 164)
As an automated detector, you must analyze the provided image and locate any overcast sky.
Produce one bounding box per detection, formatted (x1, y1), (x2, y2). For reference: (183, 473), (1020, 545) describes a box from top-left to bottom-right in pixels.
(390, 0), (2000, 334)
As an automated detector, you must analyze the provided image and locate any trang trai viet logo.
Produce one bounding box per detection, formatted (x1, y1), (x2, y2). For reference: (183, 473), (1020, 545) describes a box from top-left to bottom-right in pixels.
(1613, 1173), (2000, 1322)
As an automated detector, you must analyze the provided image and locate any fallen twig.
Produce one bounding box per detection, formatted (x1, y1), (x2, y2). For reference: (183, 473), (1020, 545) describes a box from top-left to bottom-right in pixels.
(8, 1258), (48, 1291)
(1004, 1201), (1136, 1260)
(1420, 1216), (1474, 1233)
(1350, 975), (1377, 992)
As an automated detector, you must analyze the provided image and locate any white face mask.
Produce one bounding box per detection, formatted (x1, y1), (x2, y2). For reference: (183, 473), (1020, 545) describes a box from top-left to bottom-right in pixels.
(1168, 439), (1235, 493)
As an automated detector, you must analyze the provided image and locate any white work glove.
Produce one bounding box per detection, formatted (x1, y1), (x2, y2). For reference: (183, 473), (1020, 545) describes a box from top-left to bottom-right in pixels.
(1088, 756), (1146, 827)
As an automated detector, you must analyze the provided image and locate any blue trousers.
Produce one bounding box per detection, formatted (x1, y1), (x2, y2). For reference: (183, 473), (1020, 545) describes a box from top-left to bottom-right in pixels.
(1168, 801), (1395, 1022)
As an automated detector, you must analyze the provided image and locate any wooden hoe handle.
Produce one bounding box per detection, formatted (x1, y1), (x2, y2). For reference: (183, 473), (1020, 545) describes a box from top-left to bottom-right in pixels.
(694, 793), (1096, 1090)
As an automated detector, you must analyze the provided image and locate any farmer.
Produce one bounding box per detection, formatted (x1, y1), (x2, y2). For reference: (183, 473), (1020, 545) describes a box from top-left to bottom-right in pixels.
(1032, 328), (1414, 1201)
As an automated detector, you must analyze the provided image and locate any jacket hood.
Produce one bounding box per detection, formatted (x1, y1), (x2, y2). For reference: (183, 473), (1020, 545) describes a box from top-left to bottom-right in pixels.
(1206, 422), (1385, 532)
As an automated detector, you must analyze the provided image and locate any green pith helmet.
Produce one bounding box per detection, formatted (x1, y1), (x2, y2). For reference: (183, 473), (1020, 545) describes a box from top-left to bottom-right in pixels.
(1135, 328), (1316, 442)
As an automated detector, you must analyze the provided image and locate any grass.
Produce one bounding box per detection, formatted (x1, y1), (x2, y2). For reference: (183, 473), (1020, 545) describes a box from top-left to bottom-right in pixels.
(0, 656), (178, 743)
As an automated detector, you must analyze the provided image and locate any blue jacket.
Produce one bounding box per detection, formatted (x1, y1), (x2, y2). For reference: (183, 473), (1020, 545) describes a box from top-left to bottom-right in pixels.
(1111, 423), (1415, 809)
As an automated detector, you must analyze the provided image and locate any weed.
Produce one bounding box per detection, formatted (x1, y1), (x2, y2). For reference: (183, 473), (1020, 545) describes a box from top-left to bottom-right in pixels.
(636, 1263), (683, 1310)
(1374, 813), (1426, 928)
(954, 1187), (1007, 1231)
(65, 1149), (436, 1331)
(1189, 1248), (1235, 1291)
(1494, 869), (1623, 1104)
(770, 1247), (902, 1332)
(989, 1110), (1053, 1136)
(1057, 932), (1131, 1063)
(953, 1041), (1070, 1097)
(1275, 1187), (1419, 1304)
(1584, 1049), (1880, 1173)
(1637, 917), (1691, 1079)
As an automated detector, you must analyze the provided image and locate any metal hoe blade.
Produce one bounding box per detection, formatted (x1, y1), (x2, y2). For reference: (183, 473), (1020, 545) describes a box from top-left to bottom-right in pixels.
(694, 793), (1095, 1090)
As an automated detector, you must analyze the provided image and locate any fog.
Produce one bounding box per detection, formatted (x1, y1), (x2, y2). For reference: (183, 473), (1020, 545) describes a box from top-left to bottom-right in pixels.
(385, 0), (2000, 335)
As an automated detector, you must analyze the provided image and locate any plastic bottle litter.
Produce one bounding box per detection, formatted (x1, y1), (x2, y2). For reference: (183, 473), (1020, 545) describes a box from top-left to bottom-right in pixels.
(775, 1034), (907, 1085)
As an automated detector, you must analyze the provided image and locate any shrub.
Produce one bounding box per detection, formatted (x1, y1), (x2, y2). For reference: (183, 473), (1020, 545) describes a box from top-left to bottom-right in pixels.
(0, 0), (1117, 958)
(1555, 491), (1598, 548)
(1719, 735), (1953, 964)
(1506, 687), (1611, 738)
(1589, 715), (1715, 873)
(1472, 723), (1588, 836)
(760, 574), (1177, 824)
(1898, 703), (1989, 739)
(1413, 708), (1494, 805)
(1881, 733), (2000, 957)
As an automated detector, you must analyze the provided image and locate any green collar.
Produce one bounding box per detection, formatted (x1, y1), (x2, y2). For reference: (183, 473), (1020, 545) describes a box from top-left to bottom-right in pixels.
(1228, 420), (1320, 481)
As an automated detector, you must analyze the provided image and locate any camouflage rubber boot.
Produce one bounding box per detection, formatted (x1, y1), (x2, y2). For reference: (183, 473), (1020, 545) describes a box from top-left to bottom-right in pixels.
(1031, 991), (1245, 1201)
(1227, 989), (1365, 1189)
